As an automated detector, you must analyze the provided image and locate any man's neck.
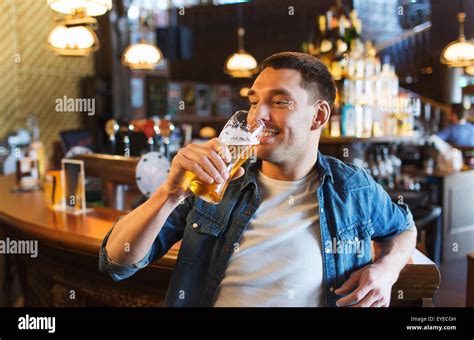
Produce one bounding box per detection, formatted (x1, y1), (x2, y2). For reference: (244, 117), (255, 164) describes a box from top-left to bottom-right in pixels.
(260, 152), (318, 181)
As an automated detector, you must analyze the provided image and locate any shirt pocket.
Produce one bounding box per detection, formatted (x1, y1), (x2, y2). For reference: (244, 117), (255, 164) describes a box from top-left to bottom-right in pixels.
(178, 208), (225, 264)
(336, 219), (374, 276)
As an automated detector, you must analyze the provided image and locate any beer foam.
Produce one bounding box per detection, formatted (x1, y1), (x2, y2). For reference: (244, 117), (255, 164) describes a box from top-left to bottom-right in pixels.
(219, 127), (260, 145)
(223, 140), (259, 145)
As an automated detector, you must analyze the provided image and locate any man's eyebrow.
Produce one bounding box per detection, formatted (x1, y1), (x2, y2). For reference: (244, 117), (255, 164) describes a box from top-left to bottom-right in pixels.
(246, 89), (294, 97)
(268, 89), (293, 97)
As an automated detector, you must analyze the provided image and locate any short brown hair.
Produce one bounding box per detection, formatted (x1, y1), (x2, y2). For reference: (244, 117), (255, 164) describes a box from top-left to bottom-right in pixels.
(258, 52), (337, 105)
(452, 104), (467, 120)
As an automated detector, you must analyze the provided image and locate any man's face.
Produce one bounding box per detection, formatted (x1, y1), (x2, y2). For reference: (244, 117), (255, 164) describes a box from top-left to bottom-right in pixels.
(247, 67), (319, 164)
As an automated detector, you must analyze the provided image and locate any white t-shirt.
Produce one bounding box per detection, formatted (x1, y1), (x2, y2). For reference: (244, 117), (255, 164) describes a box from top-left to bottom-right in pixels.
(213, 169), (324, 307)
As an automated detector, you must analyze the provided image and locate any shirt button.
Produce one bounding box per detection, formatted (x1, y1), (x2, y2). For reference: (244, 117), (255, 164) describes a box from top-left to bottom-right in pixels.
(329, 287), (335, 293)
(244, 210), (252, 216)
(192, 223), (198, 229)
(320, 208), (324, 214)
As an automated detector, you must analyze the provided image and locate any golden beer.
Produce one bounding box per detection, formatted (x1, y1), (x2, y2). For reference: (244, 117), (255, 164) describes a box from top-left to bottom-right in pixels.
(183, 110), (264, 204)
(184, 143), (257, 204)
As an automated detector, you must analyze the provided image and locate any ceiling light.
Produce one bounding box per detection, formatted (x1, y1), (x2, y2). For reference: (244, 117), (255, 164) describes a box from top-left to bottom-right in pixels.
(122, 41), (163, 70)
(224, 27), (257, 78)
(47, 0), (112, 16)
(440, 12), (474, 67)
(47, 15), (99, 56)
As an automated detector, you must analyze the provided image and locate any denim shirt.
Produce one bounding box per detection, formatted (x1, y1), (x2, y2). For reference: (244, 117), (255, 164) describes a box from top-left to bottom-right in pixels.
(99, 152), (415, 307)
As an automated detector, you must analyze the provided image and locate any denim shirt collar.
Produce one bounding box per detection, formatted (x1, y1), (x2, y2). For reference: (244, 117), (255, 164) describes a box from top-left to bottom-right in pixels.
(238, 150), (334, 191)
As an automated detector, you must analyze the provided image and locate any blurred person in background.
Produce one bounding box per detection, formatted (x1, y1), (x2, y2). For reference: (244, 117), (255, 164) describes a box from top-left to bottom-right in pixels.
(437, 104), (474, 147)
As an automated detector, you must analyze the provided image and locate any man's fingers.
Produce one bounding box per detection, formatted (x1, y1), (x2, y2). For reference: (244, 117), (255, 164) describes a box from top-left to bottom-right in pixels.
(171, 139), (246, 193)
(230, 167), (245, 181)
(188, 144), (229, 180)
(335, 270), (361, 295)
(369, 299), (384, 307)
(210, 138), (232, 163)
(336, 283), (371, 307)
(177, 152), (214, 184)
(349, 291), (377, 308)
(181, 148), (225, 184)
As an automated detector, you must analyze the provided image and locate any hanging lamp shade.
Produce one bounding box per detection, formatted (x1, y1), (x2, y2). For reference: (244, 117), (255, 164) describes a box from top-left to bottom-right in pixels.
(122, 41), (163, 70)
(48, 0), (112, 16)
(224, 27), (257, 78)
(224, 52), (258, 78)
(440, 12), (474, 67)
(465, 65), (474, 75)
(47, 15), (99, 56)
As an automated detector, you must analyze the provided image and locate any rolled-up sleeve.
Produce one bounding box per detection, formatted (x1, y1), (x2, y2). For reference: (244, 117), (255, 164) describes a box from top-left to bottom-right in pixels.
(367, 174), (416, 241)
(98, 220), (153, 281)
(98, 196), (193, 281)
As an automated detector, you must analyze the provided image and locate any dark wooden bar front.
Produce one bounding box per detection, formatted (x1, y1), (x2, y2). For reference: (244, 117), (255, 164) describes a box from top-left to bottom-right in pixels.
(0, 174), (439, 307)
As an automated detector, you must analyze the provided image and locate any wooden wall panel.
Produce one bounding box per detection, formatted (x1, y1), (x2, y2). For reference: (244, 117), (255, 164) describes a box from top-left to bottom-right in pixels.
(0, 0), (94, 160)
(0, 0), (20, 142)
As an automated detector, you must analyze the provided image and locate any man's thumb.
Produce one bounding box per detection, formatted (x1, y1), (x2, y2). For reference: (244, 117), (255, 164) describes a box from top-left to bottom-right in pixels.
(230, 167), (245, 181)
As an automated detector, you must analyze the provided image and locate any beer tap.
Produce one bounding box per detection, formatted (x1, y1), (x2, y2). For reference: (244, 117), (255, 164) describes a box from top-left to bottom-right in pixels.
(159, 117), (174, 160)
(143, 119), (156, 152)
(119, 120), (133, 157)
(105, 119), (119, 154)
(152, 116), (161, 152)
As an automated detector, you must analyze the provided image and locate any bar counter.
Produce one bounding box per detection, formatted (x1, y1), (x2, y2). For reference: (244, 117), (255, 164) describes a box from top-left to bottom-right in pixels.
(0, 174), (440, 307)
(0, 174), (178, 306)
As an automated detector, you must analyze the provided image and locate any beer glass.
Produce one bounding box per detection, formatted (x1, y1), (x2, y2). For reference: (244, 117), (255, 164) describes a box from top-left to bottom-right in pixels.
(184, 110), (265, 204)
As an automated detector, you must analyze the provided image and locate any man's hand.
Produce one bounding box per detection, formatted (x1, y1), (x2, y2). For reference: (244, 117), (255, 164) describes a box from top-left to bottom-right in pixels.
(334, 262), (399, 307)
(335, 226), (417, 308)
(163, 138), (245, 200)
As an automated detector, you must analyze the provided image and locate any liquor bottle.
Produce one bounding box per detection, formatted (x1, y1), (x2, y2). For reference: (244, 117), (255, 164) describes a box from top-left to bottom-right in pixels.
(341, 103), (354, 136)
(372, 106), (384, 137)
(318, 15), (333, 56)
(28, 126), (46, 180)
(354, 104), (364, 137)
(380, 59), (394, 100)
(369, 148), (379, 180)
(390, 64), (399, 97)
(362, 105), (373, 138)
(345, 10), (362, 46)
(330, 17), (350, 80)
(329, 99), (341, 137)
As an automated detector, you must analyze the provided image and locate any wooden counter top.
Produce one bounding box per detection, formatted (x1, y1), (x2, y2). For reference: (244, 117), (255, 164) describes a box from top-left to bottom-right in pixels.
(0, 175), (178, 268)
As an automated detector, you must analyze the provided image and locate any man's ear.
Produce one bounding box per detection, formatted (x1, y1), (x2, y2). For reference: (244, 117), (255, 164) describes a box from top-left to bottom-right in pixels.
(311, 101), (331, 131)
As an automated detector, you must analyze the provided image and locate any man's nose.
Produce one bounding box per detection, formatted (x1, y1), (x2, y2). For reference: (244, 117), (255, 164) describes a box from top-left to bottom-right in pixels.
(253, 103), (271, 121)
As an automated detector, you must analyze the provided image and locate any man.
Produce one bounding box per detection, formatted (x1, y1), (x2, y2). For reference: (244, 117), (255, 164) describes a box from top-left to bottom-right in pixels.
(99, 52), (417, 307)
(436, 104), (474, 147)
